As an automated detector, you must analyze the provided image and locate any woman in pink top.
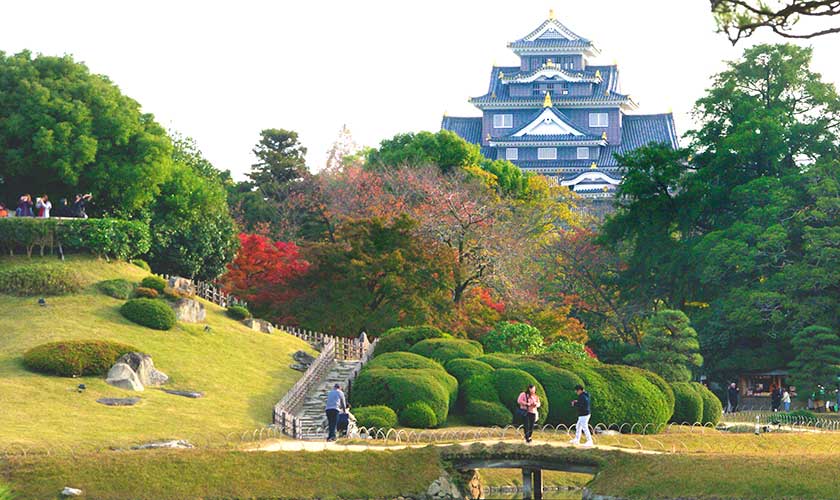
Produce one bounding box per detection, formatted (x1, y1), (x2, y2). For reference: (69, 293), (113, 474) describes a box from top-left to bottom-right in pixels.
(517, 384), (541, 443)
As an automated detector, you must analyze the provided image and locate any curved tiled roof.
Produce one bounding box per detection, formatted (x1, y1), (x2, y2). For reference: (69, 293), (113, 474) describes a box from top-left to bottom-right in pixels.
(600, 113), (679, 166)
(472, 65), (630, 106)
(440, 116), (482, 145)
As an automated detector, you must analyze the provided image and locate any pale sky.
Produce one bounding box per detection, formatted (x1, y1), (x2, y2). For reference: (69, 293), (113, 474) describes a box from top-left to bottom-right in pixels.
(4, 1), (840, 179)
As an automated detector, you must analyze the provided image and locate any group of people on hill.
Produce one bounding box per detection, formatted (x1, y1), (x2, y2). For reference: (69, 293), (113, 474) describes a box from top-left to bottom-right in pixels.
(0, 193), (92, 219)
(322, 383), (596, 446)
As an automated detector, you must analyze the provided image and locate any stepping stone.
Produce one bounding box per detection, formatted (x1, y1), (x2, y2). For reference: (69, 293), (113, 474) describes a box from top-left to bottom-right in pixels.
(97, 397), (141, 406)
(162, 389), (205, 398)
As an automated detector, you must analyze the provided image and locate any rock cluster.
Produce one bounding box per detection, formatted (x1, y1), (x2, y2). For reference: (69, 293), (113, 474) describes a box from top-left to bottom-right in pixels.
(131, 439), (194, 450)
(170, 298), (206, 323)
(426, 473), (463, 499)
(105, 353), (168, 391)
(167, 276), (195, 295)
(244, 318), (274, 334)
(290, 350), (316, 372)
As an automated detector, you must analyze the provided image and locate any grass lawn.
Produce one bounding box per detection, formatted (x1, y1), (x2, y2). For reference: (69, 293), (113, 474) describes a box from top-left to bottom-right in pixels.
(3, 448), (442, 500)
(0, 255), (313, 450)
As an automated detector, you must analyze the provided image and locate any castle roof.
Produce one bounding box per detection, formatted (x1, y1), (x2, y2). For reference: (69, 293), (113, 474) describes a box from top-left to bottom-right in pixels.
(599, 113), (679, 166)
(440, 116), (482, 144)
(507, 15), (599, 55)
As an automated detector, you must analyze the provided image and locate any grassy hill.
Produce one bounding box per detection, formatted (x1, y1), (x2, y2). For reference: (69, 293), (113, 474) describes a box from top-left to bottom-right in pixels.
(0, 255), (312, 450)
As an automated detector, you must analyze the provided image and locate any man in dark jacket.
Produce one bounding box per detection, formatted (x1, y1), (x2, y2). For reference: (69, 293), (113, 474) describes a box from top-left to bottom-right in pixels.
(570, 384), (593, 447)
(727, 383), (739, 413)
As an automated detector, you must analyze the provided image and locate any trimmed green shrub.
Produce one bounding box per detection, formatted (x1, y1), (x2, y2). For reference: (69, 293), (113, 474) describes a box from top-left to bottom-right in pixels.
(23, 340), (139, 377)
(140, 275), (167, 293)
(0, 263), (81, 296)
(226, 305), (251, 320)
(631, 367), (676, 419)
(353, 406), (398, 429)
(351, 369), (451, 428)
(120, 298), (176, 330)
(162, 286), (192, 300)
(135, 287), (159, 299)
(57, 218), (151, 260)
(596, 365), (671, 430)
(399, 401), (438, 428)
(481, 321), (544, 355)
(492, 368), (548, 425)
(462, 374), (501, 406)
(691, 382), (722, 426)
(445, 358), (495, 384)
(367, 352), (444, 371)
(131, 259), (151, 272)
(465, 400), (513, 427)
(410, 338), (483, 364)
(374, 325), (448, 357)
(477, 353), (522, 369)
(517, 360), (584, 425)
(97, 279), (135, 300)
(672, 382), (704, 424)
(533, 351), (598, 371)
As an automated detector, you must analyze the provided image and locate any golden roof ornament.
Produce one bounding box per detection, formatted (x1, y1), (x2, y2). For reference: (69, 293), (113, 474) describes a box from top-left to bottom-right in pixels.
(601, 131), (608, 141)
(546, 58), (554, 67)
(549, 8), (555, 20)
(594, 69), (602, 80)
(543, 91), (553, 108)
(590, 162), (597, 169)
(491, 91), (496, 99)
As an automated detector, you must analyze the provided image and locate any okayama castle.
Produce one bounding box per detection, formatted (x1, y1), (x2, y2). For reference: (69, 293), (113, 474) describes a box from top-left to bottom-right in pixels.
(442, 12), (678, 199)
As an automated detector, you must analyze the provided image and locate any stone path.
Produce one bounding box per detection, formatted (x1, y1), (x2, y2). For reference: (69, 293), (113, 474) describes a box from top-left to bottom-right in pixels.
(296, 359), (361, 440)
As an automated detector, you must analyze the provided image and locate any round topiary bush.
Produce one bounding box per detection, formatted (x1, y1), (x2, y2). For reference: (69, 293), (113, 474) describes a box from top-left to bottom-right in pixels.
(0, 263), (81, 296)
(140, 275), (167, 293)
(445, 358), (495, 385)
(353, 406), (398, 429)
(131, 259), (151, 272)
(492, 368), (548, 425)
(596, 365), (671, 431)
(410, 338), (483, 364)
(367, 352), (444, 371)
(399, 401), (438, 428)
(671, 382), (704, 424)
(477, 353), (522, 369)
(517, 360), (584, 425)
(135, 286), (159, 299)
(97, 279), (135, 300)
(120, 298), (176, 330)
(691, 382), (723, 426)
(465, 400), (513, 427)
(374, 325), (448, 357)
(350, 369), (451, 428)
(462, 374), (501, 406)
(226, 305), (251, 320)
(628, 366), (676, 420)
(23, 340), (139, 377)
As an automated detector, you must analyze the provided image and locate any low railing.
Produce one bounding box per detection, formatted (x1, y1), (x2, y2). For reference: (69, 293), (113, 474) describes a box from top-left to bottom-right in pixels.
(157, 274), (247, 309)
(273, 338), (337, 439)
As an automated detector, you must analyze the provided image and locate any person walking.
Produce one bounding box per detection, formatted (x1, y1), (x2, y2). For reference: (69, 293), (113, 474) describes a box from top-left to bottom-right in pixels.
(324, 383), (347, 442)
(727, 382), (739, 413)
(16, 194), (33, 217)
(517, 384), (541, 443)
(35, 195), (52, 218)
(782, 387), (791, 412)
(570, 384), (593, 447)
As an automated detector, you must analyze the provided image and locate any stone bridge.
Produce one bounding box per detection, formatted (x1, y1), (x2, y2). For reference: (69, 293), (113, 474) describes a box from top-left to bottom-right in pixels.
(450, 457), (598, 499)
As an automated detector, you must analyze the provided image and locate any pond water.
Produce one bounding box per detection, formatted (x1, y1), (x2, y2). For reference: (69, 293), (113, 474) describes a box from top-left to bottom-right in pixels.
(483, 489), (582, 499)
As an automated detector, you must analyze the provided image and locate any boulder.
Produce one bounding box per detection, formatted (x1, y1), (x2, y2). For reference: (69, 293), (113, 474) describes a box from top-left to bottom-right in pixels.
(170, 298), (206, 323)
(105, 363), (144, 391)
(61, 487), (83, 497)
(116, 352), (168, 387)
(244, 318), (274, 334)
(290, 350), (316, 372)
(167, 276), (195, 295)
(97, 397), (141, 406)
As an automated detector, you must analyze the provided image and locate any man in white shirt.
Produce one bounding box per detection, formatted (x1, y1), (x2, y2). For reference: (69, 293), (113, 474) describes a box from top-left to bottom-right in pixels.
(36, 195), (52, 218)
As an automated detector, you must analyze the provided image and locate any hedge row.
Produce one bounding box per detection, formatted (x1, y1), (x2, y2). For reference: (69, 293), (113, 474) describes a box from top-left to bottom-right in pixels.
(409, 338), (484, 364)
(0, 262), (82, 296)
(671, 382), (722, 425)
(0, 218), (150, 260)
(374, 325), (448, 357)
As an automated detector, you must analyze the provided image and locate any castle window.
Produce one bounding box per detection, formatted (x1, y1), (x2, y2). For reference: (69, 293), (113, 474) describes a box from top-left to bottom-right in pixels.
(576, 147), (590, 160)
(505, 148), (518, 160)
(538, 147), (557, 160)
(589, 113), (609, 127)
(493, 114), (513, 128)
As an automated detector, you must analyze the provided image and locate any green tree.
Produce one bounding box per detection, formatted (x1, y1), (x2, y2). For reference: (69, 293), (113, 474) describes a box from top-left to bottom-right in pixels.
(248, 128), (308, 201)
(624, 310), (703, 383)
(147, 137), (238, 280)
(366, 130), (482, 174)
(788, 326), (840, 397)
(481, 321), (545, 355)
(0, 51), (171, 215)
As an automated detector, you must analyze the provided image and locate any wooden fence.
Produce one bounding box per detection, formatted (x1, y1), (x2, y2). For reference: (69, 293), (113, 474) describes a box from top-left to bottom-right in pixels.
(157, 274), (247, 309)
(273, 338), (337, 439)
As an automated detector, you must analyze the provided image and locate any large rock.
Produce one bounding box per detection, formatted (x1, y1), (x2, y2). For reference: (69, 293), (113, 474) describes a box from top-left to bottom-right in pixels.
(291, 350), (316, 371)
(170, 298), (206, 323)
(117, 352), (169, 387)
(61, 487), (83, 497)
(244, 318), (274, 334)
(163, 388), (204, 398)
(167, 276), (195, 295)
(105, 363), (144, 391)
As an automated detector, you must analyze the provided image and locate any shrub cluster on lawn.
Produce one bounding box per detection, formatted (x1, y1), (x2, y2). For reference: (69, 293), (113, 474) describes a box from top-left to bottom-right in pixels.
(23, 340), (139, 377)
(374, 325), (448, 357)
(352, 406), (398, 429)
(409, 338), (484, 364)
(351, 352), (457, 428)
(131, 259), (151, 272)
(226, 305), (251, 320)
(671, 382), (704, 424)
(140, 275), (167, 293)
(97, 279), (135, 299)
(0, 262), (82, 296)
(120, 298), (176, 330)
